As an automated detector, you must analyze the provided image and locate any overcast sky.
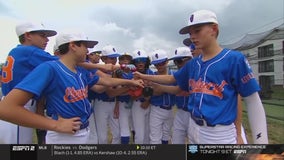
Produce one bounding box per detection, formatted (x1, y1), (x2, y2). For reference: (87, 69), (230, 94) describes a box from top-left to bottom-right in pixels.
(0, 0), (283, 63)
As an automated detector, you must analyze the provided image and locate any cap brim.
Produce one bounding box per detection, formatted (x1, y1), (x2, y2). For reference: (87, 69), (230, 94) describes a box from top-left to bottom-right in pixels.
(106, 53), (120, 58)
(84, 41), (99, 48)
(34, 30), (57, 37)
(179, 26), (190, 34)
(119, 54), (132, 58)
(183, 38), (192, 46)
(151, 58), (167, 65)
(168, 56), (189, 60)
(180, 22), (218, 34)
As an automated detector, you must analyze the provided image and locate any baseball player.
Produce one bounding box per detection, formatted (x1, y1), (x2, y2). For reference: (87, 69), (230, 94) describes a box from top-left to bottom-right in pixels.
(113, 52), (135, 144)
(93, 45), (122, 144)
(148, 49), (176, 144)
(169, 47), (192, 144)
(0, 21), (58, 144)
(134, 9), (268, 144)
(130, 49), (153, 144)
(184, 39), (248, 144)
(0, 29), (144, 144)
(85, 48), (102, 144)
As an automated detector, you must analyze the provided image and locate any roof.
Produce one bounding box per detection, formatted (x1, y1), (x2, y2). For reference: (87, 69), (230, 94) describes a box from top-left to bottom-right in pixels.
(221, 23), (284, 50)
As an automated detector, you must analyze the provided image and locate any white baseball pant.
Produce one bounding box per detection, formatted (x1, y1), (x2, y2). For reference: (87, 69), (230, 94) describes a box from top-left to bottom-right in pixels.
(131, 100), (150, 144)
(46, 127), (90, 144)
(0, 99), (36, 144)
(172, 108), (190, 144)
(94, 100), (120, 144)
(87, 100), (98, 144)
(188, 114), (237, 144)
(149, 105), (174, 144)
(118, 102), (132, 138)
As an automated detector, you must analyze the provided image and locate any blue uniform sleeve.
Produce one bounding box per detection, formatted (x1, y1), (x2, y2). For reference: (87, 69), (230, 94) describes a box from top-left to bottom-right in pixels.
(28, 48), (58, 67)
(15, 62), (55, 99)
(77, 67), (99, 88)
(231, 52), (260, 97)
(173, 61), (191, 91)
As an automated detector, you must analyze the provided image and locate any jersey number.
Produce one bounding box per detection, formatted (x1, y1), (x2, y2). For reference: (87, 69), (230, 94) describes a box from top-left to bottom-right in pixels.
(2, 56), (15, 83)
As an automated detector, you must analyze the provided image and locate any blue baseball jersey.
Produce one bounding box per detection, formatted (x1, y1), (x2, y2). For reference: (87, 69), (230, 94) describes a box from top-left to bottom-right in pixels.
(171, 70), (189, 110)
(117, 72), (133, 103)
(15, 60), (99, 125)
(1, 45), (58, 96)
(87, 68), (98, 102)
(150, 71), (176, 109)
(95, 72), (115, 102)
(174, 48), (260, 125)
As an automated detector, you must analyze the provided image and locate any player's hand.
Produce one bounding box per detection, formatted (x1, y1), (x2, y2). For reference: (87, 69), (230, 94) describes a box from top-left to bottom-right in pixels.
(101, 64), (120, 72)
(133, 71), (144, 80)
(55, 116), (82, 134)
(131, 79), (144, 88)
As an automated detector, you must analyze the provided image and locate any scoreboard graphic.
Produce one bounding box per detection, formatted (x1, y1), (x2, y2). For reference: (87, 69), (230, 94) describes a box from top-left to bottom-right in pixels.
(1, 144), (283, 160)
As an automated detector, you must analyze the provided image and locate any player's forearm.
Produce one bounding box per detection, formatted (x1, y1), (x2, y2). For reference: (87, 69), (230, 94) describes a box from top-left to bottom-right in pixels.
(244, 92), (268, 144)
(140, 74), (175, 84)
(90, 85), (107, 93)
(106, 86), (129, 97)
(79, 62), (116, 72)
(0, 100), (55, 131)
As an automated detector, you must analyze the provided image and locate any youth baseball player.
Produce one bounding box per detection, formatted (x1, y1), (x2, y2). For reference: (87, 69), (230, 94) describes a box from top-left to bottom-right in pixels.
(94, 45), (121, 144)
(184, 39), (248, 144)
(148, 49), (175, 144)
(134, 9), (268, 144)
(131, 49), (153, 144)
(85, 48), (102, 144)
(113, 52), (135, 144)
(169, 47), (192, 144)
(0, 21), (58, 144)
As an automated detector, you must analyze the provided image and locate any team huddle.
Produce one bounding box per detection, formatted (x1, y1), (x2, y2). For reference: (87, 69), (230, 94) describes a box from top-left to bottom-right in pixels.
(0, 9), (268, 144)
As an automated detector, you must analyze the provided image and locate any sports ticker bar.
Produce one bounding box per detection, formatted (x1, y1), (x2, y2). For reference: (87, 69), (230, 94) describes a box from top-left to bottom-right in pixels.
(1, 144), (283, 160)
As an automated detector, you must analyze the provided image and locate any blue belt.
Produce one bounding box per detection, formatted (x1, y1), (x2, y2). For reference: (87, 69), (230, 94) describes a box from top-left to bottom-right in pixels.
(80, 121), (89, 129)
(190, 113), (215, 127)
(159, 105), (171, 110)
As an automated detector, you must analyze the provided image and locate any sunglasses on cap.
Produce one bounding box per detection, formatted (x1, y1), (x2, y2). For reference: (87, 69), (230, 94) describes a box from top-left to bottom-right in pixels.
(154, 60), (167, 67)
(173, 57), (191, 65)
(89, 52), (101, 56)
(134, 58), (147, 63)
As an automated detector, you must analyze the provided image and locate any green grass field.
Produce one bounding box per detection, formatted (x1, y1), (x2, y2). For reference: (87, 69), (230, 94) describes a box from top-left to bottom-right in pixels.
(242, 101), (284, 144)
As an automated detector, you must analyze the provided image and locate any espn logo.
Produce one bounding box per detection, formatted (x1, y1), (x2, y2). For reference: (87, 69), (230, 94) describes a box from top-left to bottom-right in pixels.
(12, 146), (35, 151)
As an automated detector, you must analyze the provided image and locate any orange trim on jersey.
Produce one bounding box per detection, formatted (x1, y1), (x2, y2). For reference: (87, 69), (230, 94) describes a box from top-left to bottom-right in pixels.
(189, 78), (227, 99)
(63, 86), (88, 103)
(1, 56), (15, 83)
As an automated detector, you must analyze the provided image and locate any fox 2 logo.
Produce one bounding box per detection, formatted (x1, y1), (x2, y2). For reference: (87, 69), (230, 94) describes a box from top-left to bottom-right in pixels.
(12, 145), (35, 151)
